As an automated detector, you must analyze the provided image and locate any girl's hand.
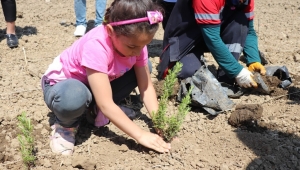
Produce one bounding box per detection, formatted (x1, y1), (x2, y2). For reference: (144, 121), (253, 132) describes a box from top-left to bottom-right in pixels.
(136, 131), (171, 153)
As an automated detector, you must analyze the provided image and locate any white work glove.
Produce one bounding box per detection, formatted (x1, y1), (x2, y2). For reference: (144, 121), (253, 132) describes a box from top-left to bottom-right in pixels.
(235, 68), (258, 88)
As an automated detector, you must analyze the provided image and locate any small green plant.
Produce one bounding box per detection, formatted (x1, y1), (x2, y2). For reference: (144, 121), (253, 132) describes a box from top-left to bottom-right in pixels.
(152, 62), (193, 142)
(17, 112), (35, 169)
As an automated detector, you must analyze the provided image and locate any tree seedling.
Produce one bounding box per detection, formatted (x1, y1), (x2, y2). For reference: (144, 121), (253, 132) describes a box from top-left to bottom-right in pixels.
(17, 112), (35, 169)
(152, 62), (193, 142)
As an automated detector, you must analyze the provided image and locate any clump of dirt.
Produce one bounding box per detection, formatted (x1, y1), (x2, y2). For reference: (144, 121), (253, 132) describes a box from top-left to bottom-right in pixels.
(253, 74), (288, 97)
(228, 104), (263, 127)
(287, 86), (300, 101)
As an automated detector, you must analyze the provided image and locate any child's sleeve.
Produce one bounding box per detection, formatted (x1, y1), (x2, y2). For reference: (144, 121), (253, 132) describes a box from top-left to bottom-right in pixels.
(81, 39), (110, 74)
(134, 46), (148, 67)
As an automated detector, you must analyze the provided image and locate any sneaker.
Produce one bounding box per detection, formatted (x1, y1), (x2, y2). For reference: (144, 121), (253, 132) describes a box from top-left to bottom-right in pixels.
(74, 25), (86, 37)
(94, 106), (110, 128)
(50, 123), (77, 156)
(6, 34), (18, 48)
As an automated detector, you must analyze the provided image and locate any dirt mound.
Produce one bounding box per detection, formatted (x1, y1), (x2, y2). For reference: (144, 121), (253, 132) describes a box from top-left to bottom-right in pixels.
(228, 104), (263, 127)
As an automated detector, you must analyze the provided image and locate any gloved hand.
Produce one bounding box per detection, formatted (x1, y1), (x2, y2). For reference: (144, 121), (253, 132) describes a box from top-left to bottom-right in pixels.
(235, 68), (258, 88)
(248, 62), (266, 75)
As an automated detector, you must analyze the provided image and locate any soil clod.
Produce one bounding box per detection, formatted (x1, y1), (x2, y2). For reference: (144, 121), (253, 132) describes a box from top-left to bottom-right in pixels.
(228, 104), (263, 128)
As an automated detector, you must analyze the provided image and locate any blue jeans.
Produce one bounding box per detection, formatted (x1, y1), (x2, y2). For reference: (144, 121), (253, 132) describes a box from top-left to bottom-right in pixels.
(43, 61), (152, 128)
(74, 0), (107, 27)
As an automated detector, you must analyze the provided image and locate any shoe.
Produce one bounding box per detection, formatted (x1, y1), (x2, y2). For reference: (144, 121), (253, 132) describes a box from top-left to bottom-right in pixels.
(94, 106), (110, 128)
(6, 34), (18, 48)
(89, 105), (136, 127)
(119, 105), (137, 120)
(50, 123), (77, 156)
(74, 25), (86, 37)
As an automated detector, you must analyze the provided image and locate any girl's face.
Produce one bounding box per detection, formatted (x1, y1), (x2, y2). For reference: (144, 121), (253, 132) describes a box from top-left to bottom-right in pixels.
(107, 26), (155, 57)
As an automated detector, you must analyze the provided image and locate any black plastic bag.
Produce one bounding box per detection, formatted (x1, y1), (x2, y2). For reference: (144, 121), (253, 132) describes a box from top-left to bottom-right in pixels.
(177, 65), (235, 115)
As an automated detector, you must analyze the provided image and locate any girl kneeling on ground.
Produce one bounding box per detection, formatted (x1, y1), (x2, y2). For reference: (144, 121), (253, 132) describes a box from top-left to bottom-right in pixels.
(41, 0), (171, 155)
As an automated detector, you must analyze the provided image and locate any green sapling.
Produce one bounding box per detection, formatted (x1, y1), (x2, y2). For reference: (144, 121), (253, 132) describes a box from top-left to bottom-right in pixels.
(152, 62), (193, 142)
(17, 112), (35, 168)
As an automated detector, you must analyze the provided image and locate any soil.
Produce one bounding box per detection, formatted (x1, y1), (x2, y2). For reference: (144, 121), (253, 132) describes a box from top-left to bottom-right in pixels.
(1, 0), (300, 170)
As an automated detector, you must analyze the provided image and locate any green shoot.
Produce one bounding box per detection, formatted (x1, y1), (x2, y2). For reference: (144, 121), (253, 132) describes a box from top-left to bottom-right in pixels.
(152, 62), (193, 142)
(17, 112), (35, 169)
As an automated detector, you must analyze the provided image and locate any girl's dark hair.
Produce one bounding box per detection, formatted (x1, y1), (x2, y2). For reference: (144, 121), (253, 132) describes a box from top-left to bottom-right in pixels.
(104, 0), (162, 37)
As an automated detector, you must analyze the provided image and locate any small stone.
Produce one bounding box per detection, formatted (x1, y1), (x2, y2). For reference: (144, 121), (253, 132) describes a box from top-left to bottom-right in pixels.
(293, 53), (300, 62)
(119, 144), (128, 152)
(196, 162), (205, 168)
(268, 116), (276, 120)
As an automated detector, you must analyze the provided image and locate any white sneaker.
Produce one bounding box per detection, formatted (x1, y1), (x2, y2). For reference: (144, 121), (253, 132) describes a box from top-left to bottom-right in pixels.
(50, 123), (77, 156)
(74, 25), (86, 37)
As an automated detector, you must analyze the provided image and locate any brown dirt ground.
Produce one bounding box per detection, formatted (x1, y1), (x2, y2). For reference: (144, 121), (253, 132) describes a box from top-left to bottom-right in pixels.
(1, 0), (300, 170)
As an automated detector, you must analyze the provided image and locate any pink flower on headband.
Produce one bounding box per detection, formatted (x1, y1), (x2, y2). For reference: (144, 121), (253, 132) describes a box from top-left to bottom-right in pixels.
(110, 11), (163, 26)
(147, 11), (163, 24)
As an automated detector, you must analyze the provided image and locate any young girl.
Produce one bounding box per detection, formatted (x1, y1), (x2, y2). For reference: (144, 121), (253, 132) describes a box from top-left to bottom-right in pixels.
(42, 0), (171, 155)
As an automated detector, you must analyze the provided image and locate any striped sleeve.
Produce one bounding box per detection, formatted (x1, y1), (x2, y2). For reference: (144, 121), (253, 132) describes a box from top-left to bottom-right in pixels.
(192, 0), (225, 25)
(244, 0), (255, 20)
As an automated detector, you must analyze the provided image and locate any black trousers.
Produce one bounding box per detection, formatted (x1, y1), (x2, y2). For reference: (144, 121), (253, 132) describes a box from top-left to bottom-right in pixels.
(1, 0), (16, 22)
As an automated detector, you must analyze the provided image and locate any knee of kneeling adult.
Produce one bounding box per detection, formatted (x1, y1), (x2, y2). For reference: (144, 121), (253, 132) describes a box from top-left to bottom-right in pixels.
(177, 68), (198, 79)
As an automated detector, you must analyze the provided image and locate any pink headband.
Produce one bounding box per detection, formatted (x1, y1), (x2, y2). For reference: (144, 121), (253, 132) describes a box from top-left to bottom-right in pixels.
(109, 11), (163, 26)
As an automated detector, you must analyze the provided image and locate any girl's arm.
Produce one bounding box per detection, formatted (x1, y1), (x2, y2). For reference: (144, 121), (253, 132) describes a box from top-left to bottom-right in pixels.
(86, 68), (170, 152)
(134, 64), (158, 117)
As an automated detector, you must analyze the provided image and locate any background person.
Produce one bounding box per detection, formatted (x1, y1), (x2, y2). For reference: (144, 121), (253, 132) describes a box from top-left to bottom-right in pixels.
(73, 0), (107, 36)
(1, 0), (18, 48)
(158, 0), (266, 89)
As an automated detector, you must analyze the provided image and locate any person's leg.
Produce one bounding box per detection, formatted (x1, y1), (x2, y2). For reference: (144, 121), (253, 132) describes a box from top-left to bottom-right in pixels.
(111, 67), (139, 104)
(43, 79), (92, 128)
(1, 0), (18, 48)
(74, 0), (87, 26)
(177, 48), (203, 79)
(43, 78), (92, 155)
(74, 0), (87, 36)
(94, 0), (107, 27)
(6, 21), (16, 34)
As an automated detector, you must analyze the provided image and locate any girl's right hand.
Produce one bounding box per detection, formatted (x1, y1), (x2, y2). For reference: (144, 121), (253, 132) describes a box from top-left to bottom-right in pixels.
(136, 131), (171, 153)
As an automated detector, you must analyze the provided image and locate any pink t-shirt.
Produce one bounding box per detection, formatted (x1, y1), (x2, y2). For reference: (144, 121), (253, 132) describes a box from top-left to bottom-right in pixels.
(43, 25), (148, 85)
